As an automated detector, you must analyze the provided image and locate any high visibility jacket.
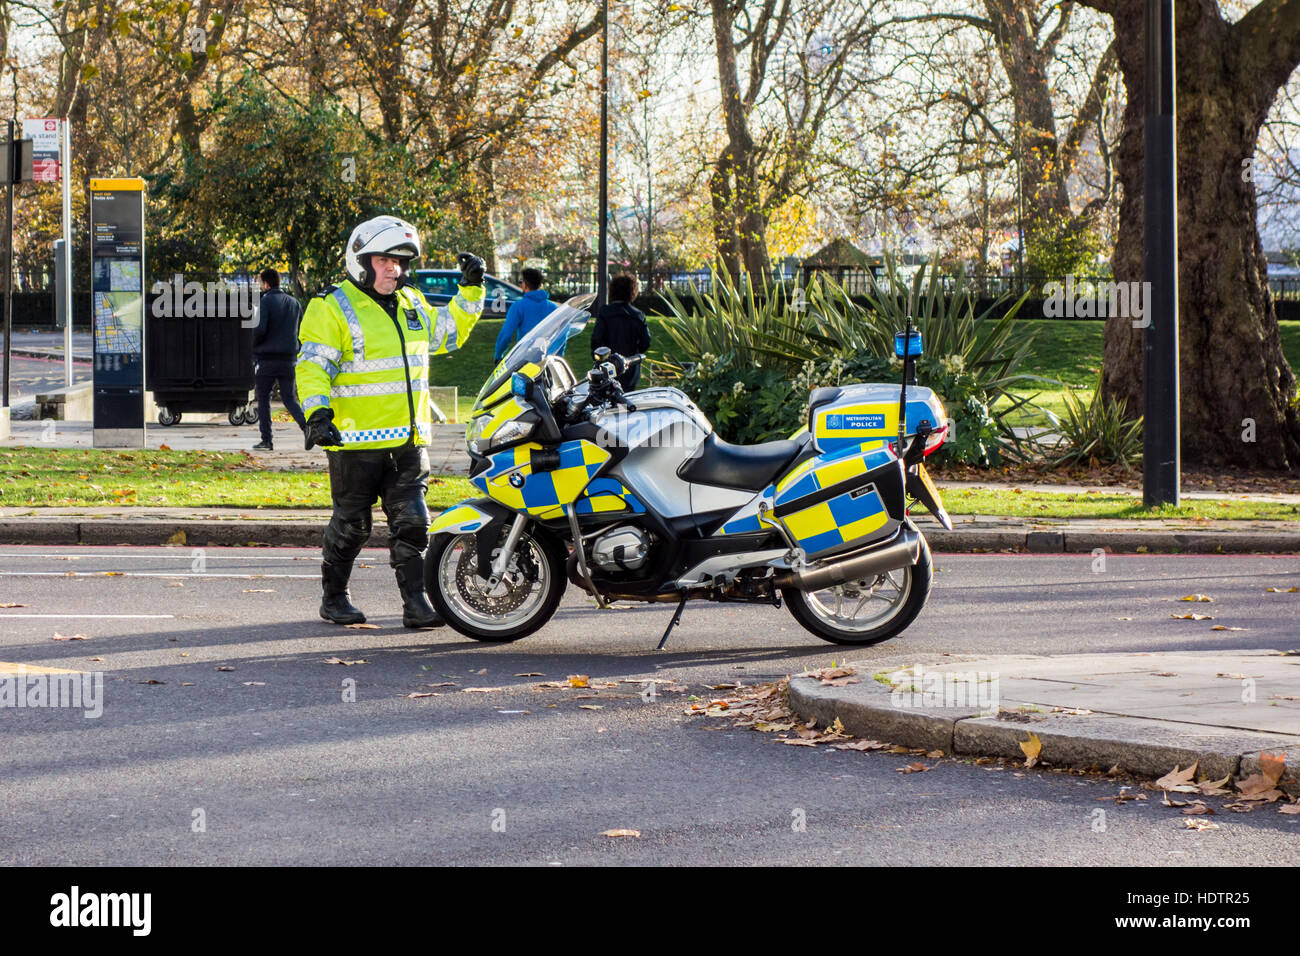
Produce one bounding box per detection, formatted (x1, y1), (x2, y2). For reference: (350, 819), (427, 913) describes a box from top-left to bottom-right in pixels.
(296, 279), (484, 451)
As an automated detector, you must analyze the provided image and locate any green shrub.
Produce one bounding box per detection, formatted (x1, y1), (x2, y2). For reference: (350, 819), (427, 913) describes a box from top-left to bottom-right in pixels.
(1045, 385), (1143, 469)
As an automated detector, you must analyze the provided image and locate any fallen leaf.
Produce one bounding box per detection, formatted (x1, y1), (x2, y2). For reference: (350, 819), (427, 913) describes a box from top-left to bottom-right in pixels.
(1182, 818), (1220, 831)
(497, 709), (529, 714)
(403, 692), (439, 699)
(462, 687), (504, 693)
(515, 672), (543, 677)
(779, 737), (819, 747)
(323, 658), (368, 666)
(0, 602), (25, 608)
(820, 676), (860, 687)
(216, 666), (235, 671)
(578, 704), (604, 710)
(1210, 625), (1245, 631)
(137, 679), (165, 685)
(165, 529), (186, 545)
(1179, 594), (1214, 602)
(52, 633), (87, 641)
(159, 443), (171, 451)
(241, 681), (265, 687)
(897, 762), (932, 773)
(1216, 672), (1250, 679)
(1181, 803), (1215, 816)
(601, 829), (640, 838)
(424, 682), (456, 688)
(830, 739), (886, 751)
(1155, 763), (1199, 792)
(87, 657), (104, 662)
(1279, 804), (1300, 815)
(1197, 775), (1233, 797)
(242, 588), (275, 593)
(567, 674), (590, 688)
(344, 623), (380, 629)
(1170, 613), (1213, 621)
(1265, 586), (1298, 593)
(926, 749), (944, 758)
(1019, 732), (1042, 768)
(167, 582), (184, 588)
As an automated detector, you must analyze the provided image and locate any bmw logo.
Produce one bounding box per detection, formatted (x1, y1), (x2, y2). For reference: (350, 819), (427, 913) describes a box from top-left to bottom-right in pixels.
(509, 472), (526, 488)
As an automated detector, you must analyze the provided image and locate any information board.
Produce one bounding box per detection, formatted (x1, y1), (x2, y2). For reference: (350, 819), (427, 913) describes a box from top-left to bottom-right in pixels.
(89, 178), (146, 446)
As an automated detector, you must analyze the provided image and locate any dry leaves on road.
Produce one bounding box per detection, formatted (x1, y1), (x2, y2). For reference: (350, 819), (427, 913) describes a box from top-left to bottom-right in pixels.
(1179, 594), (1214, 603)
(601, 829), (640, 838)
(897, 762), (933, 774)
(567, 674), (589, 688)
(462, 687), (504, 693)
(1099, 789), (1147, 805)
(1210, 626), (1245, 631)
(1020, 732), (1042, 769)
(1182, 818), (1220, 831)
(137, 679), (165, 685)
(1234, 752), (1287, 803)
(0, 602), (26, 608)
(1155, 763), (1199, 793)
(216, 665), (235, 671)
(402, 692), (440, 699)
(1265, 587), (1298, 593)
(323, 658), (368, 666)
(1278, 804), (1300, 815)
(242, 589), (275, 593)
(1170, 613), (1213, 621)
(831, 739), (888, 752)
(52, 633), (87, 641)
(344, 623), (380, 630)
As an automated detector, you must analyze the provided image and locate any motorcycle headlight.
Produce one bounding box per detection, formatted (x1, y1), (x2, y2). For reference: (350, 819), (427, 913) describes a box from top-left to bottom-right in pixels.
(488, 419), (534, 448)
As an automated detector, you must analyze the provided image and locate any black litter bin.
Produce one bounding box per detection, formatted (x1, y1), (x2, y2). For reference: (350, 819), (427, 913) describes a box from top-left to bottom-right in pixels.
(146, 293), (258, 426)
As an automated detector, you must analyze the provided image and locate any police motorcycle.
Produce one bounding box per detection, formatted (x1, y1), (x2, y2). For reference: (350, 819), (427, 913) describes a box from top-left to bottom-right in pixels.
(424, 294), (953, 646)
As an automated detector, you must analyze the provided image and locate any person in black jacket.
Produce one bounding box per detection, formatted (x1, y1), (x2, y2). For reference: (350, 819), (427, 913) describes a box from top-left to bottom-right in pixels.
(251, 268), (307, 450)
(590, 274), (650, 391)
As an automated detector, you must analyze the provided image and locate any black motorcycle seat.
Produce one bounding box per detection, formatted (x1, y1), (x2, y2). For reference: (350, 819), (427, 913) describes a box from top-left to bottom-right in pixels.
(677, 431), (807, 492)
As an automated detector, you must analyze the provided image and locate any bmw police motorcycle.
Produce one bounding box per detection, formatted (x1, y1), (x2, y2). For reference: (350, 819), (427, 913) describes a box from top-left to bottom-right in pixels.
(425, 295), (952, 646)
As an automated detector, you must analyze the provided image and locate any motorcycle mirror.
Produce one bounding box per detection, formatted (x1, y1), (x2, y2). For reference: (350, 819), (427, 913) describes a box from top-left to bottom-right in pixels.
(593, 346), (612, 362)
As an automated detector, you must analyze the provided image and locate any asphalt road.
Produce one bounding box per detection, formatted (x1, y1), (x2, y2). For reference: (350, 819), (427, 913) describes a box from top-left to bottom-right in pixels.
(1, 546), (1297, 866)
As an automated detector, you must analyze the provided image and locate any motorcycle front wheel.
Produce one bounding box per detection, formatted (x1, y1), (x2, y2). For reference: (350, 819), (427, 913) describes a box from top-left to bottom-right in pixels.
(782, 531), (933, 646)
(425, 525), (567, 642)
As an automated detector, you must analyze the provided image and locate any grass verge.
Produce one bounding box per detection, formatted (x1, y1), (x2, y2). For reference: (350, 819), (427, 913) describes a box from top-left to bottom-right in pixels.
(0, 448), (476, 510)
(938, 487), (1300, 521)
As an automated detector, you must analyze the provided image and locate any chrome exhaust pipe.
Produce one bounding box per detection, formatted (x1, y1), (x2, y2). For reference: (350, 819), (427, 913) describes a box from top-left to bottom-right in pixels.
(774, 526), (921, 592)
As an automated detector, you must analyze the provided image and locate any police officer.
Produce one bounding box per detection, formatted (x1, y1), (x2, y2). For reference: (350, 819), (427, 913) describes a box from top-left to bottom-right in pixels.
(296, 216), (485, 628)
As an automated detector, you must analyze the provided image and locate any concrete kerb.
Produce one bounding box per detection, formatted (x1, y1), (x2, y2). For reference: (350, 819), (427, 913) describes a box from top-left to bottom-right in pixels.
(788, 666), (1300, 785)
(0, 516), (1296, 550)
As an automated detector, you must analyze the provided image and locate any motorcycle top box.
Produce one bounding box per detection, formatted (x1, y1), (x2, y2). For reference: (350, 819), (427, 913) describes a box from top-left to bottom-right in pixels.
(808, 382), (948, 456)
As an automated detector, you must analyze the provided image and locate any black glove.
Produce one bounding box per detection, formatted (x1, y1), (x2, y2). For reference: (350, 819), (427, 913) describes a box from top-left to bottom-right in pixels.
(457, 252), (486, 286)
(304, 408), (344, 450)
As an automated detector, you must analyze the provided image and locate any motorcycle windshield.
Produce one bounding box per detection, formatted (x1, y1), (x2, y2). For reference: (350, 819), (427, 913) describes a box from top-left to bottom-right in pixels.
(476, 293), (595, 406)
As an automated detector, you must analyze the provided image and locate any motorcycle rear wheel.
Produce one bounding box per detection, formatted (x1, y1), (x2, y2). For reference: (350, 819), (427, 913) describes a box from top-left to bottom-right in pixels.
(782, 531), (932, 646)
(425, 526), (567, 642)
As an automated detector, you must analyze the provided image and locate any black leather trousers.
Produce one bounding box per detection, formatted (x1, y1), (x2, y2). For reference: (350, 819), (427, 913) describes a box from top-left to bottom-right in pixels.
(322, 442), (431, 567)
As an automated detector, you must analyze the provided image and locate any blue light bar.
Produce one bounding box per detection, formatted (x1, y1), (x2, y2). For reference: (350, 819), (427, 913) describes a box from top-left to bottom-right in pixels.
(894, 330), (923, 358)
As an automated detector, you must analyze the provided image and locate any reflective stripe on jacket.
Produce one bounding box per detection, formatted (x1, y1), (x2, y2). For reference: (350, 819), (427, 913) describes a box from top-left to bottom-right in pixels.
(296, 279), (484, 451)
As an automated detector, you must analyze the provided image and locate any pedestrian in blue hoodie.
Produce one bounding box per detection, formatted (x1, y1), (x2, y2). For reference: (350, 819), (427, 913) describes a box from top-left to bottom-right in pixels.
(494, 267), (557, 361)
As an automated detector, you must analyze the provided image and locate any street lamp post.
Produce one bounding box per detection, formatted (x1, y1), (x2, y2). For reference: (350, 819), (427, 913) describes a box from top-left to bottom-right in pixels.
(1143, 0), (1180, 506)
(596, 0), (610, 310)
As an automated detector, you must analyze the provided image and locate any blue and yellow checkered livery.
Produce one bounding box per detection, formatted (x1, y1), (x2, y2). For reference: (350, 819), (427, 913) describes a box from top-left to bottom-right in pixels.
(573, 477), (646, 516)
(471, 439), (611, 517)
(811, 384), (945, 455)
(718, 445), (901, 558)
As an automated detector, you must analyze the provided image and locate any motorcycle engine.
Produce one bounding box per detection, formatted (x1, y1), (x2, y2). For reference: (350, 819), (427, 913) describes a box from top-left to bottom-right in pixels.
(590, 525), (652, 572)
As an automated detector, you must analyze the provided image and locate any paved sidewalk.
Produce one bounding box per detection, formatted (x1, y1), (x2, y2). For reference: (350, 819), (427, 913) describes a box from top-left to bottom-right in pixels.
(789, 650), (1300, 784)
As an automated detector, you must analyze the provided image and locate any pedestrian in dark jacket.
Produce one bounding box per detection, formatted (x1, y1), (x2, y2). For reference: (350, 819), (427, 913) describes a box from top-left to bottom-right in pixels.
(591, 274), (650, 390)
(251, 268), (307, 450)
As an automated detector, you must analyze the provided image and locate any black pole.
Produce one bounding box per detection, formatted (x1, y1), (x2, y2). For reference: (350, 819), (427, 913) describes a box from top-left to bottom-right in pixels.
(596, 0), (609, 310)
(3, 120), (13, 411)
(1143, 0), (1180, 506)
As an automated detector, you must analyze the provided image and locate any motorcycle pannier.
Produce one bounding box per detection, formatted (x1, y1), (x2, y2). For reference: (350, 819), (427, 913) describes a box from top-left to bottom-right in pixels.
(770, 445), (905, 559)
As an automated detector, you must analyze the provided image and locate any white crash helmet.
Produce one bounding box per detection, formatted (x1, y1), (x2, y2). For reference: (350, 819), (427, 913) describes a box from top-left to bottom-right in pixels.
(344, 215), (422, 287)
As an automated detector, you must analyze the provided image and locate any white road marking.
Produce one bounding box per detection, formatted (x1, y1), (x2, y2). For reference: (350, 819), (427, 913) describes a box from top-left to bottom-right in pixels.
(0, 613), (175, 619)
(0, 553), (314, 561)
(0, 571), (319, 579)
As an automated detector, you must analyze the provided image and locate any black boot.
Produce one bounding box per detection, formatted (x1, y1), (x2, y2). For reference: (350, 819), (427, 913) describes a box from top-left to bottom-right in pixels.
(320, 560), (366, 625)
(395, 556), (443, 629)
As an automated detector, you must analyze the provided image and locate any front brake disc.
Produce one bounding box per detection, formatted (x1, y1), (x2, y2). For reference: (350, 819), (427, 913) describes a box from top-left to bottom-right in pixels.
(453, 538), (535, 615)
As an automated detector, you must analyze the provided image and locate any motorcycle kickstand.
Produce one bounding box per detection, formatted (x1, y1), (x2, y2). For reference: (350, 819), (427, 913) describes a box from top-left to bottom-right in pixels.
(657, 592), (688, 650)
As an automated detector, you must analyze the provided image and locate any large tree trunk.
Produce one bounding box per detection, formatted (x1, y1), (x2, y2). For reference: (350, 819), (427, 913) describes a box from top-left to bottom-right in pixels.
(1091, 0), (1300, 469)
